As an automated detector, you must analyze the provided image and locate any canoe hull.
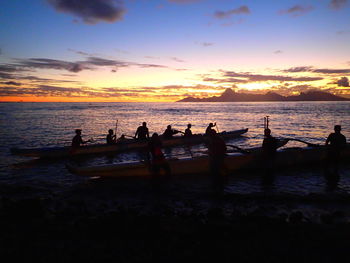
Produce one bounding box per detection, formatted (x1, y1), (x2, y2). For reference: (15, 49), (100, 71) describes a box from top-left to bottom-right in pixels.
(11, 129), (248, 159)
(67, 142), (349, 178)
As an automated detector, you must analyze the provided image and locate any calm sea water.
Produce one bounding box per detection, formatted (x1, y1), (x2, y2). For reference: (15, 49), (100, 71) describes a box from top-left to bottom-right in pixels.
(0, 101), (349, 204)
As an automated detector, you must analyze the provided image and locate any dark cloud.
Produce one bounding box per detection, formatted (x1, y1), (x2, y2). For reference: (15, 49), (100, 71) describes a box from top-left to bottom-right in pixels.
(47, 0), (125, 24)
(283, 66), (313, 72)
(16, 58), (91, 73)
(329, 0), (348, 10)
(313, 68), (350, 74)
(222, 71), (323, 82)
(67, 48), (92, 56)
(274, 50), (283, 54)
(203, 77), (248, 83)
(0, 56), (169, 77)
(0, 84), (187, 98)
(214, 6), (250, 19)
(0, 64), (30, 79)
(284, 66), (350, 74)
(82, 57), (168, 69)
(337, 77), (349, 87)
(0, 65), (21, 73)
(2, 81), (21, 86)
(279, 5), (314, 17)
(85, 57), (127, 67)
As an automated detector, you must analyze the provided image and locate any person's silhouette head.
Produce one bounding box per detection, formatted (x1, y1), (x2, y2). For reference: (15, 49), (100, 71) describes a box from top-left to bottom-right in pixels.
(264, 128), (271, 136)
(108, 129), (113, 135)
(151, 132), (160, 143)
(167, 125), (171, 129)
(187, 124), (191, 128)
(142, 122), (147, 127)
(334, 125), (341, 133)
(75, 129), (82, 135)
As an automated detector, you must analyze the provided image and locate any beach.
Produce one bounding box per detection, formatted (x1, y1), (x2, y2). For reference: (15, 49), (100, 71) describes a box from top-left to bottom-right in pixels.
(1, 101), (350, 261)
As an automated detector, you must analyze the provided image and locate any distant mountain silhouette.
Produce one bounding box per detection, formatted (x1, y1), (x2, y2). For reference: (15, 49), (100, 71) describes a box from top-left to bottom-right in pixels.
(177, 88), (349, 102)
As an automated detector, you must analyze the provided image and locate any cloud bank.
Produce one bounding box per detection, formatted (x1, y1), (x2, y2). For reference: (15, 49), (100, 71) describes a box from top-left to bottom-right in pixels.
(284, 66), (350, 74)
(329, 0), (348, 10)
(214, 6), (250, 19)
(279, 5), (314, 17)
(47, 0), (125, 24)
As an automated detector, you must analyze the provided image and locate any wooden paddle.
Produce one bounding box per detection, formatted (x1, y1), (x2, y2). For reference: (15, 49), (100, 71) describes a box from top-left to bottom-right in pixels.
(115, 119), (118, 139)
(226, 144), (251, 154)
(175, 130), (184, 134)
(285, 138), (320, 147)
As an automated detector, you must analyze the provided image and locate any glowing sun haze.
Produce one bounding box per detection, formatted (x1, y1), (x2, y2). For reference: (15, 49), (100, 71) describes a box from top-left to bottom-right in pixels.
(0, 0), (349, 102)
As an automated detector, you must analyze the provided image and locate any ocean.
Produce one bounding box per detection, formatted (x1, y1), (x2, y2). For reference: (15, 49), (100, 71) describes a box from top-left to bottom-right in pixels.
(0, 101), (350, 218)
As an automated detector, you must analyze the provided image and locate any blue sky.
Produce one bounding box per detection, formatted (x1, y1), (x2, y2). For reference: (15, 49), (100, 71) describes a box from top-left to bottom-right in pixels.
(0, 0), (349, 101)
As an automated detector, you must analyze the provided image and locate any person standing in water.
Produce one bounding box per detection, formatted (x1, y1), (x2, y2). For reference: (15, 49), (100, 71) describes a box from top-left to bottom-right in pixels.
(207, 129), (227, 195)
(148, 133), (171, 189)
(135, 122), (149, 140)
(261, 128), (278, 185)
(325, 125), (347, 186)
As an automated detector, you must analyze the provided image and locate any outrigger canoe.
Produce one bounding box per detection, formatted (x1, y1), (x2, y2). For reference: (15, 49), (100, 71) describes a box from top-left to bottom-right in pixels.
(67, 139), (350, 178)
(11, 128), (248, 159)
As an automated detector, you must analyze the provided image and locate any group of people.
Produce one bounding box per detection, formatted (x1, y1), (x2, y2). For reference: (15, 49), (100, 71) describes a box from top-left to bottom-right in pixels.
(72, 122), (221, 147)
(72, 123), (347, 192)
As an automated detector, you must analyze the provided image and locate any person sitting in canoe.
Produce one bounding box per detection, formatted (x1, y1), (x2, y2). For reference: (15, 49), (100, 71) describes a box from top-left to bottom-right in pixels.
(135, 122), (149, 140)
(184, 123), (193, 137)
(162, 125), (180, 140)
(117, 134), (126, 142)
(261, 128), (278, 185)
(325, 125), (347, 176)
(72, 129), (91, 148)
(205, 122), (217, 135)
(148, 133), (171, 187)
(106, 129), (116, 144)
(208, 129), (227, 195)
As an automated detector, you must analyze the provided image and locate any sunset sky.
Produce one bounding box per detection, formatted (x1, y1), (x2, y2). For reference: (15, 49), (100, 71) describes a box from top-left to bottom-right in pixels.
(0, 0), (350, 102)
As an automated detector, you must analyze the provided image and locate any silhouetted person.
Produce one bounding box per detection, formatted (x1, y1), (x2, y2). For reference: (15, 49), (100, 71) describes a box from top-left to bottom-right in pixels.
(184, 123), (193, 137)
(325, 125), (346, 186)
(208, 129), (227, 195)
(163, 125), (180, 140)
(206, 122), (217, 135)
(117, 134), (126, 142)
(106, 129), (116, 144)
(148, 133), (171, 189)
(261, 128), (278, 185)
(72, 129), (91, 148)
(135, 122), (149, 140)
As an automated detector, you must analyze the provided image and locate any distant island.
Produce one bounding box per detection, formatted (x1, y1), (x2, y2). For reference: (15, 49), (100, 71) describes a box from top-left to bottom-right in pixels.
(177, 88), (350, 102)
